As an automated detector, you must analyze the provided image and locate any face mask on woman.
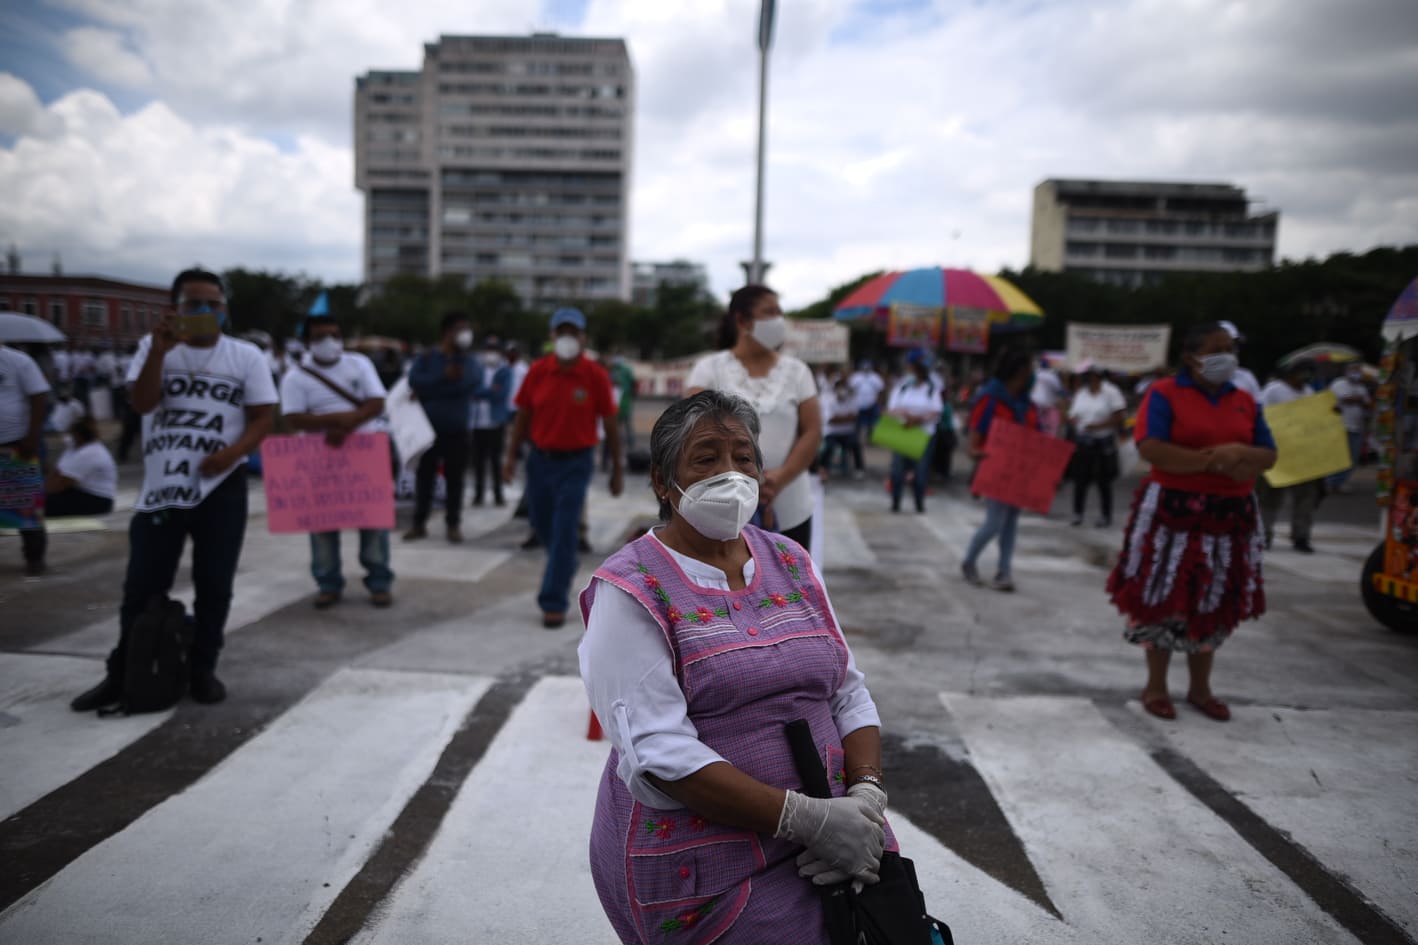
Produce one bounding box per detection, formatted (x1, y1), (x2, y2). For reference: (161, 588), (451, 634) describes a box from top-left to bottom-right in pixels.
(1195, 352), (1239, 385)
(454, 329), (474, 350)
(675, 471), (760, 541)
(749, 316), (786, 352)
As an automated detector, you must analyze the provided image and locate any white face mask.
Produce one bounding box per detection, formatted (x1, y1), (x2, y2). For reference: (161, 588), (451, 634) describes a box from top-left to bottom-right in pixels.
(482, 352), (502, 368)
(1195, 352), (1238, 385)
(554, 335), (582, 360)
(675, 471), (760, 541)
(749, 316), (786, 351)
(454, 329), (474, 350)
(310, 337), (343, 363)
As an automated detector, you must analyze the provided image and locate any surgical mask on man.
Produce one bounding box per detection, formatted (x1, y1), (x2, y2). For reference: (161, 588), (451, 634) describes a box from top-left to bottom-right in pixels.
(750, 316), (786, 352)
(1195, 352), (1239, 385)
(310, 337), (343, 363)
(676, 471), (760, 541)
(554, 335), (582, 360)
(1347, 369), (1363, 383)
(454, 329), (474, 350)
(482, 352), (502, 369)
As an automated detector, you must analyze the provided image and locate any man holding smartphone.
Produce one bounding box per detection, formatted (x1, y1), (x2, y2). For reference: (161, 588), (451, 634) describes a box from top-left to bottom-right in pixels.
(71, 268), (278, 711)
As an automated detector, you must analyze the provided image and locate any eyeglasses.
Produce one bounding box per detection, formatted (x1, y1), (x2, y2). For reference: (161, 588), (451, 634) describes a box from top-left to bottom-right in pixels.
(177, 299), (227, 314)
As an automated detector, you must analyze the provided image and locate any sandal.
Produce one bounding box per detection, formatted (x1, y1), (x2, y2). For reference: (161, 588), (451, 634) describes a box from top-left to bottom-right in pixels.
(1141, 691), (1176, 720)
(1186, 694), (1231, 722)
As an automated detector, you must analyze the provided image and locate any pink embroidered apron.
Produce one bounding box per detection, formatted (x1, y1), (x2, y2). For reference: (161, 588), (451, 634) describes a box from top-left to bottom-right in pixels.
(579, 526), (896, 945)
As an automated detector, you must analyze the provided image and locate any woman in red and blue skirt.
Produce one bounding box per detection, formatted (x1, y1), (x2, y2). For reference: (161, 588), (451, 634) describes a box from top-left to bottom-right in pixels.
(1106, 322), (1277, 722)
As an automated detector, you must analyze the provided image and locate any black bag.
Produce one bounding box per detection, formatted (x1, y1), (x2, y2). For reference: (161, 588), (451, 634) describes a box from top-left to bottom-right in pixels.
(104, 596), (192, 715)
(786, 721), (955, 945)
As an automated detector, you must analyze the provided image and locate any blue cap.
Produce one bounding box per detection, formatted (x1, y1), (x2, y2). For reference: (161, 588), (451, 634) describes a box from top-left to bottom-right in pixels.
(905, 348), (931, 367)
(550, 307), (586, 331)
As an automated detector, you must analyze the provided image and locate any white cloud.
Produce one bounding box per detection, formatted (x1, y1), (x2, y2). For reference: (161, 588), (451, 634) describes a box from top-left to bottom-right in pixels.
(0, 79), (359, 284)
(0, 73), (61, 138)
(6, 0), (1418, 308)
(60, 26), (153, 88)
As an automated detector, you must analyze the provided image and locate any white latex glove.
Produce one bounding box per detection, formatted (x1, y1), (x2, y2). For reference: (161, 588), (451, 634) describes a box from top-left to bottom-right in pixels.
(794, 783), (889, 886)
(776, 787), (886, 885)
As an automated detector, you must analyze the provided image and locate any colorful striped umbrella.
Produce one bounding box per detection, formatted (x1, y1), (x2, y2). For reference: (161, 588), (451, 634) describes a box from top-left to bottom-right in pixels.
(833, 267), (1044, 330)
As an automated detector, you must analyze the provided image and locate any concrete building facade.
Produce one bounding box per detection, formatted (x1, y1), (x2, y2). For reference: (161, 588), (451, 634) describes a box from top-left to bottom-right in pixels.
(0, 273), (168, 346)
(630, 259), (710, 307)
(1030, 179), (1278, 288)
(355, 34), (634, 308)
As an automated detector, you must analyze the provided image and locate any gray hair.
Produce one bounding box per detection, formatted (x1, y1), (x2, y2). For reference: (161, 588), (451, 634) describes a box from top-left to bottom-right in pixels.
(650, 390), (764, 521)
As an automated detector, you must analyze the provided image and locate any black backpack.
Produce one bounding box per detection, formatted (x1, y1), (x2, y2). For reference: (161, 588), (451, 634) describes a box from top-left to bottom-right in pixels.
(103, 596), (192, 715)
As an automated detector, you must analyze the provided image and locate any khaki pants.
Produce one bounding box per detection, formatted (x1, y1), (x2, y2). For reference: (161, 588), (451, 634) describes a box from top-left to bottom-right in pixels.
(1256, 478), (1319, 546)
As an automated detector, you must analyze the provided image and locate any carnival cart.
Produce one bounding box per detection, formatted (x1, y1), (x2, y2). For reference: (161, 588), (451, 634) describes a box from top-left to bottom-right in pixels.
(1362, 277), (1418, 631)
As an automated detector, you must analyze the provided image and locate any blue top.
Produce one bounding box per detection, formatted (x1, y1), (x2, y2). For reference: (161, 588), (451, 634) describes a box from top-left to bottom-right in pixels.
(408, 350), (485, 433)
(969, 378), (1037, 436)
(477, 362), (513, 426)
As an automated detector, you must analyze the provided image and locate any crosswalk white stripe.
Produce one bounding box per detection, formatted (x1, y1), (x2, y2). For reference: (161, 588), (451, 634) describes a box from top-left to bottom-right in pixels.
(942, 692), (1362, 945)
(1153, 704), (1418, 937)
(353, 675), (618, 945)
(0, 668), (491, 945)
(0, 653), (171, 821)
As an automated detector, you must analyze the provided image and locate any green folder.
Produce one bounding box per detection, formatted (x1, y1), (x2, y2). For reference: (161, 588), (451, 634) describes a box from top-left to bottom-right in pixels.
(870, 415), (931, 460)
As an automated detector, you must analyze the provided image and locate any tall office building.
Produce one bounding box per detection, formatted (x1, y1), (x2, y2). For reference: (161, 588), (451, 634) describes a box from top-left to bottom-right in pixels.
(1030, 179), (1278, 288)
(355, 34), (634, 306)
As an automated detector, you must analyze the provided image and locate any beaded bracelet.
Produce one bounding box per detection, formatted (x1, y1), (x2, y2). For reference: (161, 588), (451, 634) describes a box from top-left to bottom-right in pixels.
(849, 773), (885, 790)
(848, 763), (883, 777)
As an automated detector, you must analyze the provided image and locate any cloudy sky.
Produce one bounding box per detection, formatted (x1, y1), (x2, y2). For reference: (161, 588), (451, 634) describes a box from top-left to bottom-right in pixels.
(1, 0), (1416, 307)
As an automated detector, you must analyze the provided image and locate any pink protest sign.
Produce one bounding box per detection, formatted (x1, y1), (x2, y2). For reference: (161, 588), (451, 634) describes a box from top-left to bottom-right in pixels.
(974, 419), (1076, 514)
(261, 433), (395, 534)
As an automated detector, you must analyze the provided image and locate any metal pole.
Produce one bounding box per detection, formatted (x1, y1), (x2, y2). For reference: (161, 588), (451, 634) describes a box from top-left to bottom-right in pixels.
(751, 12), (770, 284)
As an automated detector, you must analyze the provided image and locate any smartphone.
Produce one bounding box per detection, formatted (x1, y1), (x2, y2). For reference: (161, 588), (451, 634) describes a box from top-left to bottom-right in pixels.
(175, 313), (220, 340)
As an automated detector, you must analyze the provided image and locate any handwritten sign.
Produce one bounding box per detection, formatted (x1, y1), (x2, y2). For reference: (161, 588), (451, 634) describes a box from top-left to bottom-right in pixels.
(386, 377), (436, 470)
(1262, 390), (1352, 488)
(261, 433), (395, 534)
(946, 306), (989, 354)
(974, 418), (1075, 514)
(1066, 323), (1172, 374)
(782, 319), (849, 364)
(887, 302), (942, 349)
(0, 449), (43, 529)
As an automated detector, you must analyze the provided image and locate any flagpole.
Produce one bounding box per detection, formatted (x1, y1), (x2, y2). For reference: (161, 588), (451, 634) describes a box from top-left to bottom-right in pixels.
(750, 0), (774, 285)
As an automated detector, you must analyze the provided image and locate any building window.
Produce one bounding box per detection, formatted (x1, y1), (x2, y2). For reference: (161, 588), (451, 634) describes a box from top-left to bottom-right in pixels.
(49, 299), (65, 324)
(121, 305), (133, 332)
(22, 297), (38, 316)
(82, 300), (106, 328)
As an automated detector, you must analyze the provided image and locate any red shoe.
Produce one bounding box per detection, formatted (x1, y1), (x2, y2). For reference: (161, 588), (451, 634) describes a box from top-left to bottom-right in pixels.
(1141, 691), (1176, 720)
(1187, 694), (1231, 722)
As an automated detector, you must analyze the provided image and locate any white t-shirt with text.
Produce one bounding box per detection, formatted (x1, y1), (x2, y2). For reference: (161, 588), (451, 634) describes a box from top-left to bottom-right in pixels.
(56, 440), (118, 499)
(1329, 377), (1371, 433)
(127, 334), (279, 512)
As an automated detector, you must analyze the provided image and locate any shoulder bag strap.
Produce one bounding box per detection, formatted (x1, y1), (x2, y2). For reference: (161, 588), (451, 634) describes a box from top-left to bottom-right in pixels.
(299, 363), (364, 409)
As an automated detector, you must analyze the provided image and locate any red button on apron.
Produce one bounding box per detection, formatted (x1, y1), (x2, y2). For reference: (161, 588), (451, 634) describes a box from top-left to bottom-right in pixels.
(733, 601), (742, 611)
(747, 627), (759, 636)
(679, 866), (691, 879)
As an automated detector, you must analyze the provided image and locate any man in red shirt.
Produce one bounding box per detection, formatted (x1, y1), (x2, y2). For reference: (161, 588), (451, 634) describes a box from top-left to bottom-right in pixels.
(503, 308), (623, 627)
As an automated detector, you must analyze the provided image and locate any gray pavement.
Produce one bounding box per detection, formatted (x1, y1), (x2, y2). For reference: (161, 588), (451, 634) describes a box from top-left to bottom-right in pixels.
(1, 440), (1415, 945)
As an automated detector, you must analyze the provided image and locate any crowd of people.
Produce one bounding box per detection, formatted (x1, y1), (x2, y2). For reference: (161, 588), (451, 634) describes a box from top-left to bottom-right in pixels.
(0, 270), (1384, 943)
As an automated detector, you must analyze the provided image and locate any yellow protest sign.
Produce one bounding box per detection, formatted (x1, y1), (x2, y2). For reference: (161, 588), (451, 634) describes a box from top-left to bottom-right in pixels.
(1262, 390), (1352, 488)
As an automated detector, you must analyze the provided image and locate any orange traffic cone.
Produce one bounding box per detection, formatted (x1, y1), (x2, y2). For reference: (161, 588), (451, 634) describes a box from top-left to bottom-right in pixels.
(587, 710), (603, 741)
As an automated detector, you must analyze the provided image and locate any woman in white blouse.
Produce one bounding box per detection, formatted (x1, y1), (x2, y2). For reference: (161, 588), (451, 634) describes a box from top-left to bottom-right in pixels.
(1066, 364), (1127, 527)
(885, 349), (943, 513)
(686, 285), (822, 550)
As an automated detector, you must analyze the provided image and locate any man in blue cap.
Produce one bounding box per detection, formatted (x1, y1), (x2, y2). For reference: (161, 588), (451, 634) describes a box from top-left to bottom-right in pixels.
(503, 308), (623, 627)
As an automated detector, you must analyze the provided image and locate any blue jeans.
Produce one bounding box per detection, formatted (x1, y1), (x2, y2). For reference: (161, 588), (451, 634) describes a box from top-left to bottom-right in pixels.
(1328, 431), (1363, 488)
(110, 469), (248, 677)
(890, 437), (935, 507)
(310, 529), (393, 594)
(857, 405), (881, 440)
(963, 498), (1021, 579)
(527, 447), (594, 614)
